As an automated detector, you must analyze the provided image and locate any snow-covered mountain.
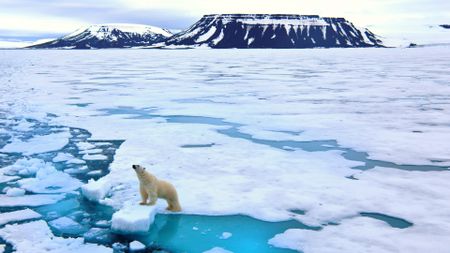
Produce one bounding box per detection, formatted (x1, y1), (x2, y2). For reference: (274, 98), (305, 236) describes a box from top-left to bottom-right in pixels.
(165, 14), (384, 48)
(29, 24), (173, 49)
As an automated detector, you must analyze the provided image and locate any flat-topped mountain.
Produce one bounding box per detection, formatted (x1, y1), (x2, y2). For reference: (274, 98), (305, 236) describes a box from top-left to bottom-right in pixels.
(29, 24), (173, 49)
(165, 14), (384, 48)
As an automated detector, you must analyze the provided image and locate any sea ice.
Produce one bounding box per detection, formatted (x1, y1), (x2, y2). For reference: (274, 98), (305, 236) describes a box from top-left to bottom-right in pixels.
(0, 209), (42, 226)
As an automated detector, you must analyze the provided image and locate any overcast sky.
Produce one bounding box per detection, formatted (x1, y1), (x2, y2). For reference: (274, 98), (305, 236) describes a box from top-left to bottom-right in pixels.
(0, 0), (449, 41)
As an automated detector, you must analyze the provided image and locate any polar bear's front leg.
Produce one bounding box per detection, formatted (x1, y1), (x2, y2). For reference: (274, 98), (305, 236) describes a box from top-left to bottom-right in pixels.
(148, 192), (158, 205)
(139, 184), (148, 205)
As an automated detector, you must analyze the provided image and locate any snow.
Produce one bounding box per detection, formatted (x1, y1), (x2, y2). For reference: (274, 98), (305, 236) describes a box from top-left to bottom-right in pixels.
(0, 209), (42, 226)
(111, 205), (159, 234)
(211, 29), (224, 46)
(237, 18), (329, 27)
(64, 23), (172, 40)
(129, 241), (146, 251)
(196, 26), (217, 43)
(0, 194), (65, 207)
(0, 220), (111, 253)
(1, 131), (70, 155)
(5, 187), (25, 197)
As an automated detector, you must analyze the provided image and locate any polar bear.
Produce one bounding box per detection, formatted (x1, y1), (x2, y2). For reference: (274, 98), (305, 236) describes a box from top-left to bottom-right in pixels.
(132, 164), (181, 212)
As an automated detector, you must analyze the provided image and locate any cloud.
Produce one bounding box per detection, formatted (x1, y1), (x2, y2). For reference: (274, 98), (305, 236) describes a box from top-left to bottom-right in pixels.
(0, 0), (448, 40)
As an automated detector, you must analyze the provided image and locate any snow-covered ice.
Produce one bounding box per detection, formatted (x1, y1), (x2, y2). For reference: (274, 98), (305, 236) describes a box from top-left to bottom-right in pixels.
(0, 209), (41, 226)
(0, 48), (449, 252)
(111, 205), (159, 233)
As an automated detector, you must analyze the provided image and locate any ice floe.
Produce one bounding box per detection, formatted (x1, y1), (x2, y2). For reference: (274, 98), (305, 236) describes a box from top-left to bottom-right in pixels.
(0, 209), (41, 226)
(0, 194), (66, 207)
(129, 240), (146, 251)
(111, 205), (159, 233)
(5, 188), (25, 197)
(1, 131), (70, 155)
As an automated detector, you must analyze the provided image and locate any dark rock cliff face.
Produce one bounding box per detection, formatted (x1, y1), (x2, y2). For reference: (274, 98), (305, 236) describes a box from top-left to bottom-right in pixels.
(165, 14), (383, 48)
(440, 24), (450, 29)
(29, 24), (172, 49)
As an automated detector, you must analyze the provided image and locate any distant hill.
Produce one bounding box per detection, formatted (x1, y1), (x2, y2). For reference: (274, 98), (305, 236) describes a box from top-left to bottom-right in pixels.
(29, 24), (173, 49)
(165, 14), (384, 48)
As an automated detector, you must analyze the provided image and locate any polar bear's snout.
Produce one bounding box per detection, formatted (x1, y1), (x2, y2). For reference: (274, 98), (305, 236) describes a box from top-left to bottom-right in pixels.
(132, 164), (138, 170)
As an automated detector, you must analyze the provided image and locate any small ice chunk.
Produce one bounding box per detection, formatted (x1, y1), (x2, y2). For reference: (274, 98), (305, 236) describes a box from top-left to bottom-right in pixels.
(87, 170), (103, 176)
(203, 247), (233, 253)
(0, 244), (4, 253)
(111, 205), (158, 234)
(66, 158), (86, 164)
(112, 242), (127, 252)
(81, 179), (112, 201)
(6, 188), (25, 197)
(94, 220), (111, 228)
(0, 209), (42, 226)
(79, 149), (103, 154)
(52, 153), (74, 162)
(12, 119), (34, 132)
(82, 154), (108, 160)
(220, 232), (232, 239)
(129, 241), (146, 251)
(49, 217), (87, 235)
(83, 228), (111, 244)
(76, 142), (96, 150)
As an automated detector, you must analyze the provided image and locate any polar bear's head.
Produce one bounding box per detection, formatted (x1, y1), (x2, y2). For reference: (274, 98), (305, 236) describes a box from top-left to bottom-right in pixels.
(132, 164), (146, 175)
